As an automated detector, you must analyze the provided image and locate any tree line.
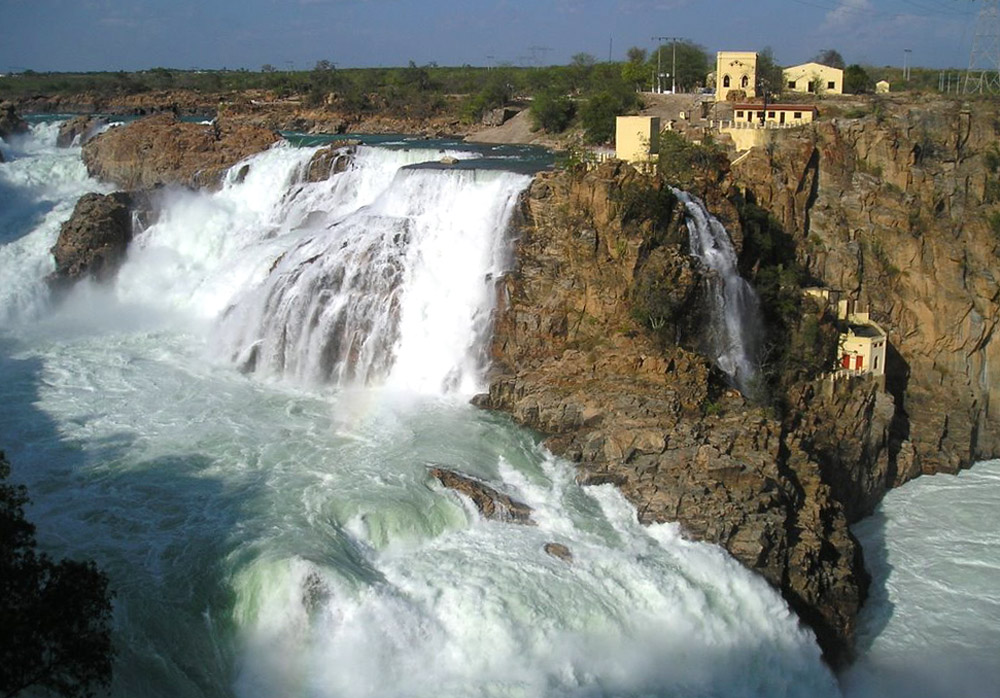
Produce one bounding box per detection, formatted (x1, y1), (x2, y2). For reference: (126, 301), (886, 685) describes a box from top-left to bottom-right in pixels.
(0, 47), (947, 147)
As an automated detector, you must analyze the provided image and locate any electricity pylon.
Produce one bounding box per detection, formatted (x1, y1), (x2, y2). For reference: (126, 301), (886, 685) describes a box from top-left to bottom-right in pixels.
(965, 0), (1000, 93)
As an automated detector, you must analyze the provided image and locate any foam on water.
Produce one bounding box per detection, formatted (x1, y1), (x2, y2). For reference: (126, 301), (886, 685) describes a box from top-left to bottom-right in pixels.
(843, 460), (1000, 698)
(1, 121), (851, 697)
(0, 121), (111, 323)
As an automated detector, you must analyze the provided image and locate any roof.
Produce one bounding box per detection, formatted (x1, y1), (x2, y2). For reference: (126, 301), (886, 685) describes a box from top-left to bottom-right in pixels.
(783, 62), (845, 75)
(733, 104), (819, 112)
(847, 323), (885, 339)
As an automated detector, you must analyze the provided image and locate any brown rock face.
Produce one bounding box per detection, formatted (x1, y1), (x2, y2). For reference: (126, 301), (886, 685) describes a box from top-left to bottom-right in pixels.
(81, 113), (280, 190)
(49, 192), (134, 285)
(56, 115), (109, 148)
(429, 467), (534, 525)
(732, 97), (1000, 476)
(0, 102), (29, 140)
(477, 161), (875, 667)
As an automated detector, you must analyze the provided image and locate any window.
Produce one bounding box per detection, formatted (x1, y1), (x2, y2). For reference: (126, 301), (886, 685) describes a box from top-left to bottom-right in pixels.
(874, 355), (879, 371)
(827, 81), (836, 90)
(788, 80), (796, 89)
(794, 112), (802, 119)
(723, 75), (731, 87)
(736, 111), (744, 118)
(768, 111), (775, 118)
(741, 75), (749, 88)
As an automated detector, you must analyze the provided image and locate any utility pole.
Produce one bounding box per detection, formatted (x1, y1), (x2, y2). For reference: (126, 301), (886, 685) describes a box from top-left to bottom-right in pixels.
(903, 49), (912, 81)
(651, 36), (681, 93)
(651, 37), (666, 93)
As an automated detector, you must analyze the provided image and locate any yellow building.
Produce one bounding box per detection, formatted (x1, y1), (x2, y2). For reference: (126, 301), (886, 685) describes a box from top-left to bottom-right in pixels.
(732, 103), (818, 126)
(716, 51), (758, 101)
(875, 80), (890, 94)
(615, 116), (660, 168)
(783, 62), (844, 95)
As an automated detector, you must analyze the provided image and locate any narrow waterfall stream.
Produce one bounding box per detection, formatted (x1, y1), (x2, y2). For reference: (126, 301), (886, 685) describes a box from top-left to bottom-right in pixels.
(675, 189), (763, 394)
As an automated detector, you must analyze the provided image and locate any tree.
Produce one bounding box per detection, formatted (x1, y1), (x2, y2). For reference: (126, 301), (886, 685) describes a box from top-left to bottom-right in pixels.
(621, 62), (649, 92)
(260, 64), (277, 73)
(813, 49), (846, 70)
(626, 46), (647, 64)
(844, 64), (873, 94)
(756, 46), (785, 97)
(581, 88), (640, 144)
(530, 89), (575, 133)
(569, 53), (598, 93)
(461, 71), (513, 124)
(670, 41), (710, 92)
(0, 452), (114, 698)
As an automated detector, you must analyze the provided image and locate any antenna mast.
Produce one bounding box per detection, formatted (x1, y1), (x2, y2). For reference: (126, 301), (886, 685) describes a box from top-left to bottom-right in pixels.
(965, 0), (1000, 93)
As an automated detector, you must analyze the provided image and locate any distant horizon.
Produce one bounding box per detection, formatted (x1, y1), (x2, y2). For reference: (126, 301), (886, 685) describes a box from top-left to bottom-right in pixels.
(2, 0), (982, 74)
(0, 58), (974, 74)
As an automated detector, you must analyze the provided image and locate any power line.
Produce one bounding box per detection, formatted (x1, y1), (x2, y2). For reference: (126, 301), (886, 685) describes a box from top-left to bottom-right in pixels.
(965, 0), (1000, 93)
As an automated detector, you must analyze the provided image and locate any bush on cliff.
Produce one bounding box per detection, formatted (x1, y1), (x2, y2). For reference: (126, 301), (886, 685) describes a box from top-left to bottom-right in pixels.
(656, 131), (729, 190)
(735, 200), (841, 399)
(0, 452), (114, 698)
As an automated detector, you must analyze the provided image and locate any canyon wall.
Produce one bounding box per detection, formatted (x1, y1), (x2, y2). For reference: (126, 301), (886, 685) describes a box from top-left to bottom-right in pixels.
(732, 96), (999, 475)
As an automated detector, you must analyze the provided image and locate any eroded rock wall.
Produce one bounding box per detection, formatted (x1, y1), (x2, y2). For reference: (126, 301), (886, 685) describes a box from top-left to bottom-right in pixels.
(732, 97), (1000, 475)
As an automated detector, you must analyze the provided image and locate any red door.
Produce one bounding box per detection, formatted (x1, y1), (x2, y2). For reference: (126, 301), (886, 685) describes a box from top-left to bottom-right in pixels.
(855, 355), (864, 371)
(842, 355), (851, 369)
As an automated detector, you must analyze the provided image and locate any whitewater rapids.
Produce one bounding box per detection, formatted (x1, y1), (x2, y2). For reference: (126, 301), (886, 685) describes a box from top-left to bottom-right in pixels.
(7, 119), (994, 698)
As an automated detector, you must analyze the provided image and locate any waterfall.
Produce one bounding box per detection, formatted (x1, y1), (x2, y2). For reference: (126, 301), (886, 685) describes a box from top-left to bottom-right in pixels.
(675, 189), (763, 394)
(0, 123), (849, 698)
(212, 163), (529, 394)
(102, 144), (530, 395)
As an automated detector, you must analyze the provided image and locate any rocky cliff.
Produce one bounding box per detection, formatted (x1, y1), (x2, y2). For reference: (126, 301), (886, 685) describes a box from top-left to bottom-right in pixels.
(475, 162), (894, 667)
(477, 95), (998, 668)
(732, 96), (999, 476)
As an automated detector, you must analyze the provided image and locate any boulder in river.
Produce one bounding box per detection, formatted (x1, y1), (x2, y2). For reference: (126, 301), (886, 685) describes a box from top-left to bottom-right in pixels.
(49, 191), (135, 286)
(429, 467), (534, 525)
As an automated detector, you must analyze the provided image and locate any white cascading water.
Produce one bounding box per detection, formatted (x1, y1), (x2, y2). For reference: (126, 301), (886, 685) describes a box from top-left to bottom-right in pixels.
(12, 120), (996, 697)
(675, 189), (763, 393)
(214, 165), (525, 393)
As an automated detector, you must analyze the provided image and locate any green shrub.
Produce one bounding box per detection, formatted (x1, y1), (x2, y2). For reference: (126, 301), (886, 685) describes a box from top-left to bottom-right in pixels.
(530, 90), (575, 134)
(580, 89), (640, 144)
(657, 131), (729, 188)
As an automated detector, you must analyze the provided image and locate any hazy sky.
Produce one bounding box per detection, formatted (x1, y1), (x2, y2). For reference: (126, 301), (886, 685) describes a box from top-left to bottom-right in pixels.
(0, 0), (981, 72)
